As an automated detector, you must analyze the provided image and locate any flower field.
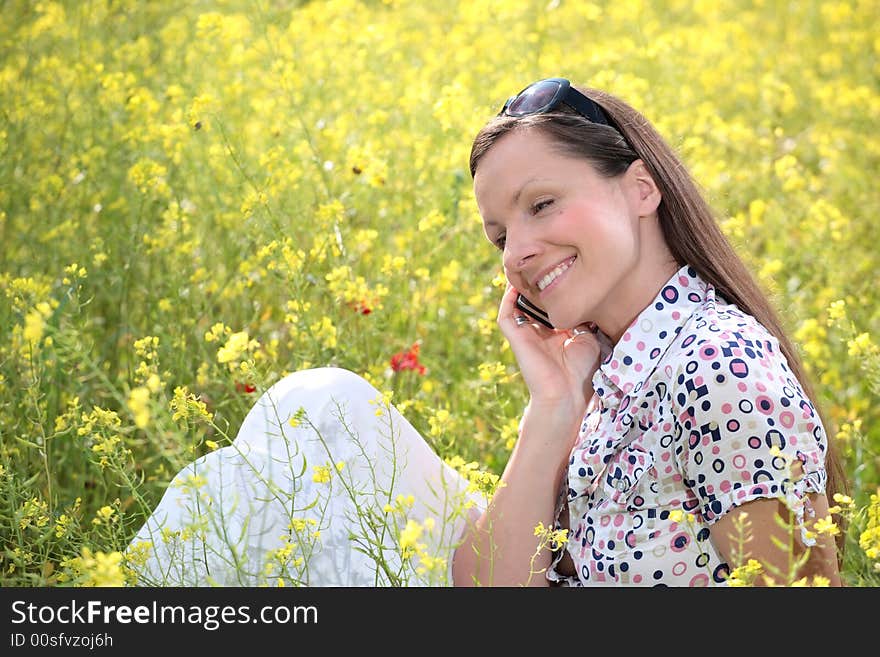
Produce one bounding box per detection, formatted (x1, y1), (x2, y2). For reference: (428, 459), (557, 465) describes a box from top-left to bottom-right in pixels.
(1, 0), (878, 586)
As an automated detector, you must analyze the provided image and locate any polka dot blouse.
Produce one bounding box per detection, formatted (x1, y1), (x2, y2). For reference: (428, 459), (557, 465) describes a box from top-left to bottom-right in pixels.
(547, 265), (828, 586)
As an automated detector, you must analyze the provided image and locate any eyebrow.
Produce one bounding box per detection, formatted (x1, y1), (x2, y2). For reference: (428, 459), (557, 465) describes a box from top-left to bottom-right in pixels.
(483, 177), (548, 228)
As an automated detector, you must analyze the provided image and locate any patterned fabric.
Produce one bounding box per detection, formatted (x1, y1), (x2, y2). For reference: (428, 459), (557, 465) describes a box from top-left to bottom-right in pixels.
(547, 265), (828, 586)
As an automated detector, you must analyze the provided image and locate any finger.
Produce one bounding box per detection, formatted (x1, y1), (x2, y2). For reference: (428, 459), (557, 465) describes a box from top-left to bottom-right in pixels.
(497, 283), (520, 322)
(498, 287), (541, 337)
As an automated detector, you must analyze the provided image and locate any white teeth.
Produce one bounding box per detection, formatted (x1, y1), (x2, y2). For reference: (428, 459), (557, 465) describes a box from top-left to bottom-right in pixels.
(537, 258), (574, 291)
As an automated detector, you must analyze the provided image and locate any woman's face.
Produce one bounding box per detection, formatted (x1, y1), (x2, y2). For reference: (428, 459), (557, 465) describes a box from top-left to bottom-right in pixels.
(473, 128), (659, 333)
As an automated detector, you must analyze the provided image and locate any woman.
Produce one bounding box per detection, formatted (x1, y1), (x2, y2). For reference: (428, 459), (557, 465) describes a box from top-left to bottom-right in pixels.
(128, 79), (843, 587)
(453, 78), (843, 587)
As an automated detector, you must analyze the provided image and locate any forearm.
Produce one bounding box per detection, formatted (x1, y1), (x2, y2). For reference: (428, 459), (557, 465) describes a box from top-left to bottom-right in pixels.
(452, 403), (582, 587)
(711, 495), (843, 586)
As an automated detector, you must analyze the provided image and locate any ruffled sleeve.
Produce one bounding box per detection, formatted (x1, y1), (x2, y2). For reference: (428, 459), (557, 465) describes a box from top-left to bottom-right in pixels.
(670, 331), (828, 546)
(545, 473), (580, 586)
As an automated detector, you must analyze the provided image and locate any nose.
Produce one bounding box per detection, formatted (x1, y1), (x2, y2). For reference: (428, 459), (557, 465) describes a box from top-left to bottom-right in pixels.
(502, 225), (540, 274)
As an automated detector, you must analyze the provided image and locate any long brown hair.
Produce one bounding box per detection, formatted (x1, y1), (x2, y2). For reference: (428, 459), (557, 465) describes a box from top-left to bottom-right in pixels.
(470, 86), (847, 540)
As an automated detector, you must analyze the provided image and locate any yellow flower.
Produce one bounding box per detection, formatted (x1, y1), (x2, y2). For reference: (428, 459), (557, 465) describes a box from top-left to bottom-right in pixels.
(308, 316), (337, 350)
(288, 518), (316, 533)
(173, 475), (207, 498)
(217, 330), (250, 364)
(146, 373), (162, 393)
(500, 417), (520, 451)
(368, 390), (394, 417)
(126, 386), (151, 429)
(848, 332), (877, 359)
(23, 309), (46, 344)
(19, 497), (50, 530)
(832, 493), (854, 507)
(124, 541), (154, 575)
(726, 559), (764, 587)
(428, 408), (451, 437)
(288, 407), (306, 429)
(186, 92), (217, 130)
(826, 299), (847, 325)
(312, 464), (331, 484)
(550, 529), (569, 548)
(204, 323), (228, 343)
(418, 209), (446, 232)
(78, 548), (126, 587)
(416, 554), (446, 574)
(835, 421), (862, 443)
(127, 158), (170, 196)
(813, 516), (840, 537)
(399, 520), (424, 557)
(91, 505), (116, 526)
(133, 335), (159, 360)
(169, 386), (213, 424)
(478, 361), (507, 383)
(395, 494), (415, 509)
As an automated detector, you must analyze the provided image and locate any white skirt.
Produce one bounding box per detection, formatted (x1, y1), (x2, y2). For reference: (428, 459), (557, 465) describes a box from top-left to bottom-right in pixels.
(126, 368), (485, 586)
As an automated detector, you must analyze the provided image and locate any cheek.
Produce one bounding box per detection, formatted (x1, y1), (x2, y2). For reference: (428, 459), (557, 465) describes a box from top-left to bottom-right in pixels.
(555, 204), (607, 245)
(564, 200), (632, 244)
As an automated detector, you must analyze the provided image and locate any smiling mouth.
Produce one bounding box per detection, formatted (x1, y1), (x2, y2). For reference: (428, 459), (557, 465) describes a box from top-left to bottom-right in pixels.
(536, 256), (576, 292)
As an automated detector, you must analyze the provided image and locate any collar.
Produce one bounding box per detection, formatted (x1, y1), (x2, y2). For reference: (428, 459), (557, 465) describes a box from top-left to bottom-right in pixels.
(592, 264), (711, 403)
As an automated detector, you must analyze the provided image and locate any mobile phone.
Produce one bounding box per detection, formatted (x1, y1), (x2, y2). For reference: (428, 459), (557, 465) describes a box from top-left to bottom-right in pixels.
(515, 293), (554, 329)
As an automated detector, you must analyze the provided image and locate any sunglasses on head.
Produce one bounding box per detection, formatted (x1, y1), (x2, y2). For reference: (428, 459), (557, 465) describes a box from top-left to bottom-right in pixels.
(498, 77), (612, 127)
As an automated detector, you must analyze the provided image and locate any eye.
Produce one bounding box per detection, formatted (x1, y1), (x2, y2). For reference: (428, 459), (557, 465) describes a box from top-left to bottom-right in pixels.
(531, 198), (554, 214)
(494, 234), (506, 250)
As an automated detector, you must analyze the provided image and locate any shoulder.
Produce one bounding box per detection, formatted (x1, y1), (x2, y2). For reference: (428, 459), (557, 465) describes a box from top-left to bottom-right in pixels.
(659, 287), (818, 432)
(660, 286), (826, 445)
(663, 288), (788, 386)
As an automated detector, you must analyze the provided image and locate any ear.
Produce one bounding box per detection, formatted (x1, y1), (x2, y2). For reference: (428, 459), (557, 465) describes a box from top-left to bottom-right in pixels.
(626, 159), (661, 217)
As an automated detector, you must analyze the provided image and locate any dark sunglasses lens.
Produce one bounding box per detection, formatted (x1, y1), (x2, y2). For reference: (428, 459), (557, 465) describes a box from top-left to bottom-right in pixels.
(506, 80), (563, 116)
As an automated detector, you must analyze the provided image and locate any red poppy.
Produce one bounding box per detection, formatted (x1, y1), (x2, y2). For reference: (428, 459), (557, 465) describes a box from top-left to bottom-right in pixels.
(390, 342), (426, 375)
(347, 299), (373, 315)
(235, 382), (257, 394)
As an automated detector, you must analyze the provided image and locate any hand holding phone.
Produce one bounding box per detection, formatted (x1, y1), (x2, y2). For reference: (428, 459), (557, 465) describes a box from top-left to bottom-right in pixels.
(515, 293), (554, 329)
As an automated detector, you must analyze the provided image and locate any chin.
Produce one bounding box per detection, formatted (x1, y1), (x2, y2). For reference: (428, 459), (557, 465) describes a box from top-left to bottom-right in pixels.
(551, 313), (592, 332)
(549, 316), (578, 331)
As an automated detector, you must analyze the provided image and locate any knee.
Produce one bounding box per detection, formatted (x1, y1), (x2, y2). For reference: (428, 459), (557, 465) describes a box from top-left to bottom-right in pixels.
(290, 366), (377, 397)
(235, 367), (381, 447)
(262, 367), (379, 414)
